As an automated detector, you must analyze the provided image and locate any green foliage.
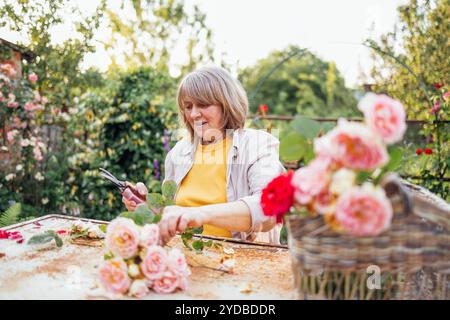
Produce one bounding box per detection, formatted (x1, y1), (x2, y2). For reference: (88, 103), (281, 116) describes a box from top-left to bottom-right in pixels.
(239, 45), (358, 117)
(120, 205), (156, 226)
(105, 0), (214, 73)
(0, 0), (106, 218)
(28, 230), (63, 247)
(367, 0), (449, 200)
(0, 203), (21, 227)
(181, 227), (214, 252)
(279, 116), (322, 164)
(67, 67), (178, 220)
(367, 0), (449, 119)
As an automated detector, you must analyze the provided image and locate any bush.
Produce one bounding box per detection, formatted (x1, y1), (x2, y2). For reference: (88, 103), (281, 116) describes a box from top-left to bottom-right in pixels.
(67, 67), (178, 221)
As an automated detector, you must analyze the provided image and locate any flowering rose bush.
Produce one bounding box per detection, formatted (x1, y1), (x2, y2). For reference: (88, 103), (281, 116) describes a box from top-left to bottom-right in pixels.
(261, 93), (407, 236)
(99, 217), (190, 298)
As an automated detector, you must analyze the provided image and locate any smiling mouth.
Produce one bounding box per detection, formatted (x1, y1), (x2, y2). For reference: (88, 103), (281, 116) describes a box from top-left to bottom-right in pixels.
(195, 121), (208, 127)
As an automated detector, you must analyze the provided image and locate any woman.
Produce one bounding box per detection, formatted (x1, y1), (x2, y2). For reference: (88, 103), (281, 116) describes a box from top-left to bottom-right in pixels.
(123, 66), (285, 245)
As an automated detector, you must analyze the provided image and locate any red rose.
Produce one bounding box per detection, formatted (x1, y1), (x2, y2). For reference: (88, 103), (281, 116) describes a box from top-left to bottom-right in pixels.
(433, 83), (445, 90)
(424, 148), (433, 155)
(416, 148), (422, 155)
(258, 104), (269, 114)
(261, 171), (294, 223)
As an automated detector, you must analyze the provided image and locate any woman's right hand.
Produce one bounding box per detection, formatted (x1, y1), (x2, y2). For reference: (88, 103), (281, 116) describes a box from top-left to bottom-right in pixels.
(122, 182), (148, 211)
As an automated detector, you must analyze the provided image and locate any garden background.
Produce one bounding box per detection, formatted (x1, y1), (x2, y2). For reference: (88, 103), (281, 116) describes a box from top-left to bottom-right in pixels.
(0, 0), (448, 233)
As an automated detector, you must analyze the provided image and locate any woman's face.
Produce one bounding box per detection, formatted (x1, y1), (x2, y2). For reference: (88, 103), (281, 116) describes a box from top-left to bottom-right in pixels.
(184, 102), (224, 142)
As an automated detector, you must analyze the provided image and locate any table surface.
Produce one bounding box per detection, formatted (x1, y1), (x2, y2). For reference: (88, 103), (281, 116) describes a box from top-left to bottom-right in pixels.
(0, 215), (296, 300)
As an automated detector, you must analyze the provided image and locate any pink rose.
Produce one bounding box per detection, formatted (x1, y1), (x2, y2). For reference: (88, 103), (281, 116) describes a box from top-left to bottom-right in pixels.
(140, 224), (160, 247)
(28, 73), (38, 84)
(140, 245), (168, 280)
(33, 146), (43, 161)
(98, 258), (131, 294)
(335, 184), (393, 236)
(6, 130), (19, 143)
(291, 156), (332, 205)
(7, 102), (18, 108)
(443, 91), (450, 101)
(153, 270), (179, 294)
(167, 248), (191, 278)
(314, 119), (389, 171)
(105, 217), (140, 259)
(129, 279), (150, 298)
(312, 189), (335, 215)
(25, 101), (44, 112)
(0, 63), (16, 77)
(358, 93), (406, 144)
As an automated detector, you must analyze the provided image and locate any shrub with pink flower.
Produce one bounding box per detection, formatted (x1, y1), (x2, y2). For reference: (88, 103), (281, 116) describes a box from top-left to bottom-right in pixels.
(100, 217), (190, 298)
(262, 93), (406, 237)
(28, 73), (38, 84)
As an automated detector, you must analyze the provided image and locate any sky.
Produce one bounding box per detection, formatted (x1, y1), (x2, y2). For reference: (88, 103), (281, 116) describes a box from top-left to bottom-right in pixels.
(1, 0), (408, 88)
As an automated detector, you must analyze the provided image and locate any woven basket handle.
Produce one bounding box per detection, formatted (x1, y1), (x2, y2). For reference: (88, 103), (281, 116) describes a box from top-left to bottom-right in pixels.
(381, 173), (450, 231)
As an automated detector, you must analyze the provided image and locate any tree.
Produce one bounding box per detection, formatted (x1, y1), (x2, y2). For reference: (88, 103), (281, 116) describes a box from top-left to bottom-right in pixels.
(0, 0), (107, 108)
(104, 0), (214, 74)
(239, 45), (358, 117)
(366, 0), (449, 119)
(366, 0), (449, 200)
(0, 0), (106, 216)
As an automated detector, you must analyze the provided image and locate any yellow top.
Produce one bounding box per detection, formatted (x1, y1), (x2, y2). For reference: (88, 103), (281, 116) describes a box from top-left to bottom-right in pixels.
(175, 137), (232, 238)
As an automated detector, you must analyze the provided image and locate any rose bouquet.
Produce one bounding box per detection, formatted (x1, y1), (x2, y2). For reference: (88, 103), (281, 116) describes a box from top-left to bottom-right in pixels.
(98, 216), (190, 298)
(261, 93), (407, 236)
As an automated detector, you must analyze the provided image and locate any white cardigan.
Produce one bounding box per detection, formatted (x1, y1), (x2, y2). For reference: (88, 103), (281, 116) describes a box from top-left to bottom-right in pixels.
(163, 128), (286, 244)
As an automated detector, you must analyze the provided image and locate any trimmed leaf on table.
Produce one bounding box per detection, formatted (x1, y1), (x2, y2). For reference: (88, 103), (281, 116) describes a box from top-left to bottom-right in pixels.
(28, 230), (63, 247)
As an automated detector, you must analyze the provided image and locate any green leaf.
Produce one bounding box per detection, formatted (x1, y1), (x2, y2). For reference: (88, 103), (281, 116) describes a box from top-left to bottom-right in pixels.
(356, 171), (372, 184)
(320, 122), (335, 133)
(129, 205), (154, 226)
(0, 203), (21, 227)
(191, 227), (203, 234)
(104, 252), (114, 260)
(28, 231), (56, 245)
(54, 235), (63, 247)
(99, 224), (107, 233)
(386, 147), (403, 172)
(181, 231), (193, 240)
(192, 240), (204, 251)
(163, 198), (175, 206)
(204, 240), (213, 247)
(280, 131), (306, 161)
(162, 180), (177, 200)
(291, 116), (321, 139)
(147, 193), (165, 209)
(152, 214), (162, 223)
(303, 144), (315, 163)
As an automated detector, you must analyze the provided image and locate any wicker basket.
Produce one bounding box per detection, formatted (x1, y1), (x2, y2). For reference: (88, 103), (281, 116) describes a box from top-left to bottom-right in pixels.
(286, 176), (450, 300)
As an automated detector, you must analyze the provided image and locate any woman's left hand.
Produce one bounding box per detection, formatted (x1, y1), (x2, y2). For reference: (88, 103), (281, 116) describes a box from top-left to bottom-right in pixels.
(158, 206), (208, 245)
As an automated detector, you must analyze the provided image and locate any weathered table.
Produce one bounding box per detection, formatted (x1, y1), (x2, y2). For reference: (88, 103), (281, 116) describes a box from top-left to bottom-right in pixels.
(0, 215), (295, 300)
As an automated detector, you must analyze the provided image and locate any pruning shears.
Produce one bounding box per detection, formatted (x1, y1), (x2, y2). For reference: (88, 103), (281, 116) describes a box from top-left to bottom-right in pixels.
(99, 168), (146, 203)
